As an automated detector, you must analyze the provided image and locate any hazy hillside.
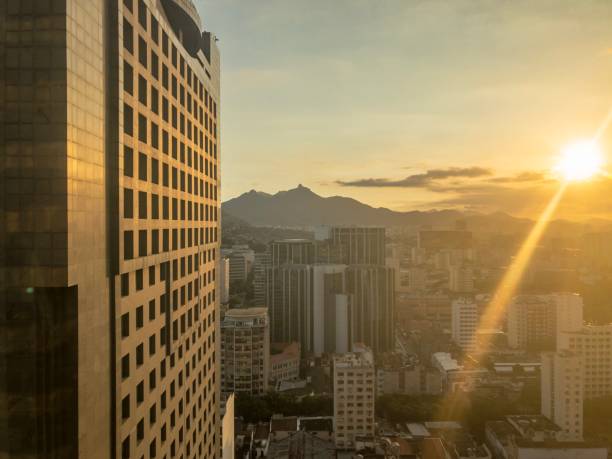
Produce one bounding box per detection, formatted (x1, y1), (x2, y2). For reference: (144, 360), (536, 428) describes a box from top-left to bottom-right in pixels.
(222, 185), (612, 238)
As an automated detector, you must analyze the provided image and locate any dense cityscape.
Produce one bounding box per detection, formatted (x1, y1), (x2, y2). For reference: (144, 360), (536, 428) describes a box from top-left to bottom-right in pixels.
(2, 1), (612, 459)
(219, 204), (612, 458)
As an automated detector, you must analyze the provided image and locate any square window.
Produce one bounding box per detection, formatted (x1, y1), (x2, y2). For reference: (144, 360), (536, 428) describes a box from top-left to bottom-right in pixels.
(121, 354), (130, 379)
(121, 313), (130, 338)
(138, 191), (147, 219)
(139, 230), (147, 257)
(123, 103), (133, 136)
(138, 36), (147, 67)
(123, 19), (133, 54)
(138, 75), (147, 105)
(124, 231), (134, 260)
(122, 395), (130, 420)
(138, 152), (147, 180)
(124, 61), (133, 95)
(135, 269), (144, 290)
(138, 0), (147, 29)
(136, 343), (144, 366)
(124, 146), (134, 177)
(136, 305), (144, 328)
(138, 113), (147, 143)
(122, 436), (130, 459)
(124, 188), (133, 218)
(137, 381), (144, 403)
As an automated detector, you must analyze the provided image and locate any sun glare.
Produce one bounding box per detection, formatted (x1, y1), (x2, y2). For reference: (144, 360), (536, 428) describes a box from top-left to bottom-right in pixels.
(554, 140), (604, 182)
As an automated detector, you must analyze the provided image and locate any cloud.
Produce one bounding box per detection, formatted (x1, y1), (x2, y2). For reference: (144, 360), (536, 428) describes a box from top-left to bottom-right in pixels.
(423, 175), (612, 219)
(337, 166), (492, 188)
(488, 171), (548, 183)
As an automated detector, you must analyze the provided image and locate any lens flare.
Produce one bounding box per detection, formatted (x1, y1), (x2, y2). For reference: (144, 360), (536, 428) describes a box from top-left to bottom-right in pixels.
(554, 140), (604, 182)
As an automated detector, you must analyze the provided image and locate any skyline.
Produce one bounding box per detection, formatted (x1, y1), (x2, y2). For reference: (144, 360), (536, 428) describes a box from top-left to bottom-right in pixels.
(202, 0), (612, 219)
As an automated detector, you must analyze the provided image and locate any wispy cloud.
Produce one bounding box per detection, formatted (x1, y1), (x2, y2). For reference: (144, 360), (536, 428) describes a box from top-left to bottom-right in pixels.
(488, 171), (549, 183)
(337, 166), (492, 188)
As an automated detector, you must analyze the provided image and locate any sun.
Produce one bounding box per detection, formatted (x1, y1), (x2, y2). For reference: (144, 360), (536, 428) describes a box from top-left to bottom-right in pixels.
(554, 140), (605, 182)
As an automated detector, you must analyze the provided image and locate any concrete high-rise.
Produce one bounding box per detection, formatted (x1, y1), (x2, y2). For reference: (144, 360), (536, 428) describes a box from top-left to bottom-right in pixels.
(220, 308), (270, 396)
(559, 324), (612, 399)
(451, 298), (478, 352)
(266, 229), (395, 356)
(507, 293), (583, 351)
(0, 1), (221, 457)
(252, 251), (271, 307)
(333, 344), (376, 449)
(541, 350), (584, 441)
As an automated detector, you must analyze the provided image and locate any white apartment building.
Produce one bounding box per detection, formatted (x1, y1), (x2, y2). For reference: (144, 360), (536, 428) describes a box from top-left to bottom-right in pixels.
(508, 294), (583, 350)
(541, 350), (583, 441)
(558, 324), (612, 399)
(333, 345), (376, 449)
(221, 308), (270, 395)
(451, 298), (479, 352)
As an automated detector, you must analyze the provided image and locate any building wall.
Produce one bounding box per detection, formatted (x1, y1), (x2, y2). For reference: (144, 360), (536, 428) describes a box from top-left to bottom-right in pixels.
(541, 351), (583, 441)
(559, 325), (612, 399)
(346, 266), (395, 354)
(221, 308), (270, 395)
(451, 299), (478, 352)
(516, 447), (607, 459)
(333, 349), (376, 449)
(1, 1), (110, 457)
(221, 394), (235, 459)
(114, 1), (221, 457)
(270, 343), (301, 383)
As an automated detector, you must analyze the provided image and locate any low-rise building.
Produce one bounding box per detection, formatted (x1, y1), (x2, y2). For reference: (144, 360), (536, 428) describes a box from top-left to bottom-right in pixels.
(376, 353), (442, 396)
(431, 352), (488, 392)
(485, 416), (608, 459)
(270, 342), (301, 384)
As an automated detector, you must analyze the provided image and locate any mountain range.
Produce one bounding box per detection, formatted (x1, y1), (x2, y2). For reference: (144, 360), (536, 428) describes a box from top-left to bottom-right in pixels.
(222, 185), (608, 236)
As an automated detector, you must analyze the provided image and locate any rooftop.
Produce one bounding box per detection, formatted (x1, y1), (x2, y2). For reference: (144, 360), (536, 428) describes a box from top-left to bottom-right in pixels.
(506, 415), (561, 434)
(270, 416), (298, 433)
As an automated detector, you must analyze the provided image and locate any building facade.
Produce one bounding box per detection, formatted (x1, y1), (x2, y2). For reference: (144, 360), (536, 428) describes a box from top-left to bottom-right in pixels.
(221, 308), (270, 396)
(269, 342), (301, 384)
(1, 0), (221, 458)
(558, 324), (612, 399)
(508, 294), (583, 351)
(333, 345), (376, 449)
(541, 350), (583, 441)
(451, 298), (479, 352)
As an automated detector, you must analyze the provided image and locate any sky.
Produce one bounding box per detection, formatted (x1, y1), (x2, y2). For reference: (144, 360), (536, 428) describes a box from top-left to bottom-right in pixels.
(199, 0), (612, 219)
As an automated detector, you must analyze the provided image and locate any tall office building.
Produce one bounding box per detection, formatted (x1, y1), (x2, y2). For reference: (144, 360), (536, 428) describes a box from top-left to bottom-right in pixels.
(270, 239), (314, 265)
(220, 308), (270, 396)
(0, 1), (221, 457)
(558, 324), (612, 399)
(541, 350), (584, 441)
(333, 344), (376, 449)
(224, 245), (254, 284)
(346, 265), (395, 354)
(266, 229), (395, 355)
(507, 294), (583, 351)
(266, 263), (312, 350)
(219, 256), (230, 305)
(252, 251), (271, 307)
(319, 226), (386, 265)
(451, 298), (478, 352)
